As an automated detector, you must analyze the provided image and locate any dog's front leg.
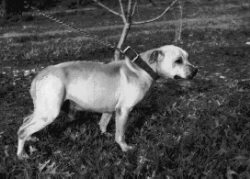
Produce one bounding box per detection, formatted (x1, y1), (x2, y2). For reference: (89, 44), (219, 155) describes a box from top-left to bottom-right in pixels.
(99, 113), (112, 134)
(115, 107), (134, 152)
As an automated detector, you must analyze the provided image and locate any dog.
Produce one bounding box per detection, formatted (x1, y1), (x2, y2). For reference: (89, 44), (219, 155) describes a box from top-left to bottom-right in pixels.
(17, 45), (198, 159)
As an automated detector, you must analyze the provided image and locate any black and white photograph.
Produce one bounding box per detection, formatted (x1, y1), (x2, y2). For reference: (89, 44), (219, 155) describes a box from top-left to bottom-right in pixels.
(0, 0), (250, 178)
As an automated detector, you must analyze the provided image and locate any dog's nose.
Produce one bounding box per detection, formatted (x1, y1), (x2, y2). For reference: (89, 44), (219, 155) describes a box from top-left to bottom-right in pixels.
(187, 67), (198, 79)
(174, 75), (182, 80)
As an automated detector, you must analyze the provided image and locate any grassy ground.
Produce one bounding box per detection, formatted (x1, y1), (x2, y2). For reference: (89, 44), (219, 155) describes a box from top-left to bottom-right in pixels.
(0, 0), (250, 178)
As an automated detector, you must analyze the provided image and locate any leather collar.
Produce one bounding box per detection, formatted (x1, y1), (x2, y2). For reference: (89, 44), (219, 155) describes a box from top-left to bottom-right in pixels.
(123, 46), (159, 80)
(132, 56), (159, 80)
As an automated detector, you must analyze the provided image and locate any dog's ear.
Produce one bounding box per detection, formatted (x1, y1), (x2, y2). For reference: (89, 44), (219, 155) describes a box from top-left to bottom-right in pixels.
(149, 50), (164, 64)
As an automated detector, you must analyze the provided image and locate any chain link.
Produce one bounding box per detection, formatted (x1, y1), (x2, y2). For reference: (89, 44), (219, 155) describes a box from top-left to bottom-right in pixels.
(30, 6), (123, 53)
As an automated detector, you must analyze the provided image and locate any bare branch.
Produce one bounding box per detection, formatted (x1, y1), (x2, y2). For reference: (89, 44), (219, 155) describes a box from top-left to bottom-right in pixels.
(127, 0), (132, 21)
(92, 0), (122, 17)
(131, 0), (138, 17)
(119, 0), (127, 23)
(177, 0), (183, 41)
(132, 0), (178, 25)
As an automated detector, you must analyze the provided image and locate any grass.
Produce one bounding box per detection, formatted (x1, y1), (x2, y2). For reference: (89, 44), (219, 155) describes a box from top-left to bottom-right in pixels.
(0, 0), (250, 178)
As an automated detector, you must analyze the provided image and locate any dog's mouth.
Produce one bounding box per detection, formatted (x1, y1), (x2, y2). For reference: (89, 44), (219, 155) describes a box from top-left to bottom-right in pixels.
(173, 75), (183, 80)
(174, 68), (198, 80)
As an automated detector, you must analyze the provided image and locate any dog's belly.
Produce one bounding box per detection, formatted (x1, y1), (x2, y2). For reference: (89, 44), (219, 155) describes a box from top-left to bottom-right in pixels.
(66, 77), (119, 113)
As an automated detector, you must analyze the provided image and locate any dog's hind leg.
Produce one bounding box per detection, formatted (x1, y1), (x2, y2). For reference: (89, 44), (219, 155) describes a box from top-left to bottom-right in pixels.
(61, 100), (77, 121)
(99, 113), (112, 134)
(17, 114), (34, 159)
(17, 76), (65, 159)
(17, 107), (61, 159)
(22, 114), (33, 124)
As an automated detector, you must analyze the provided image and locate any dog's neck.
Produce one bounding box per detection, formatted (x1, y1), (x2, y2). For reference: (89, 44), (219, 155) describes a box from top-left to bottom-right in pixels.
(137, 51), (159, 80)
(133, 57), (159, 80)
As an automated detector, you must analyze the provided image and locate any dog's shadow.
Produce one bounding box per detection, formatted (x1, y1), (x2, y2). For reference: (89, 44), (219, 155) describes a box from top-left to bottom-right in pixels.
(127, 78), (215, 133)
(47, 111), (101, 138)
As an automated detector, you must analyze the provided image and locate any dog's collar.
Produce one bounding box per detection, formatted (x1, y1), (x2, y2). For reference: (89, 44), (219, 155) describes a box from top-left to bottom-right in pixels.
(123, 46), (159, 80)
(133, 57), (159, 80)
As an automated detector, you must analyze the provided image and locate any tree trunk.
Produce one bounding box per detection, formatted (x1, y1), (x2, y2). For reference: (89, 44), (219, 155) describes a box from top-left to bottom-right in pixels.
(174, 0), (183, 43)
(114, 22), (131, 61)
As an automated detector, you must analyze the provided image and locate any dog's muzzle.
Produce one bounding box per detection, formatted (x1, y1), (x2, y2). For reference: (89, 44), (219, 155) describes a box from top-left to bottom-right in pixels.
(174, 66), (198, 80)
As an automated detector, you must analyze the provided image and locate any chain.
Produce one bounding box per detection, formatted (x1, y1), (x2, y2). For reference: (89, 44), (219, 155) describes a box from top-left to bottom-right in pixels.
(30, 6), (123, 53)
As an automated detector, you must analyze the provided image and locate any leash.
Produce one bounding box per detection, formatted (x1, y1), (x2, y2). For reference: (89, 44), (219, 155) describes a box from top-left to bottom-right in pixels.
(30, 6), (159, 80)
(30, 6), (119, 52)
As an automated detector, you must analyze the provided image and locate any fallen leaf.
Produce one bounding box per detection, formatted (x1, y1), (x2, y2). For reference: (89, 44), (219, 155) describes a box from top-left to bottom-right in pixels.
(38, 160), (51, 172)
(4, 145), (9, 157)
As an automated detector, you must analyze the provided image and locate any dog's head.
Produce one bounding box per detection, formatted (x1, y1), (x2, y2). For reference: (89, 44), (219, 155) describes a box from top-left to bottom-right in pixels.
(147, 45), (198, 80)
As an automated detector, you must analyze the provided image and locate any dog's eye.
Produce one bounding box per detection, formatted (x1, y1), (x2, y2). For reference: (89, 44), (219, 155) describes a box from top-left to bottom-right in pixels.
(175, 58), (183, 64)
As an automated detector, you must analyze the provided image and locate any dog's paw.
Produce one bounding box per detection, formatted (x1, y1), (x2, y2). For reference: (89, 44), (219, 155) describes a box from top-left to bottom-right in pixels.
(120, 143), (135, 152)
(17, 152), (29, 160)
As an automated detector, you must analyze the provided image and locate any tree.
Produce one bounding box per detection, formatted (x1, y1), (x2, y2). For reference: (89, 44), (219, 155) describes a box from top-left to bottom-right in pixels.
(92, 0), (179, 60)
(174, 0), (183, 43)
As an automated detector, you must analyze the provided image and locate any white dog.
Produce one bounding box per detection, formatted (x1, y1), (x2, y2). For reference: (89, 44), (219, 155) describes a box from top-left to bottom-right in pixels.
(17, 45), (197, 159)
